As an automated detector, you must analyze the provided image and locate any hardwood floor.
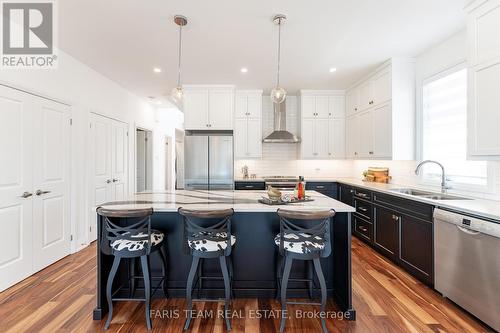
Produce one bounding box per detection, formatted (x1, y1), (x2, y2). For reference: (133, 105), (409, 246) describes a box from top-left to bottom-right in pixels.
(0, 237), (492, 333)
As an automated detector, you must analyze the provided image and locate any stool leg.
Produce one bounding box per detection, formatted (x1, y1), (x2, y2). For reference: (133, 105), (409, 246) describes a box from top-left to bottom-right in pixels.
(219, 256), (232, 332)
(184, 256), (200, 331)
(197, 258), (203, 298)
(227, 256), (234, 299)
(140, 256), (152, 330)
(279, 257), (293, 333)
(129, 258), (136, 298)
(104, 256), (121, 330)
(158, 245), (168, 298)
(275, 255), (283, 299)
(313, 258), (328, 333)
(307, 260), (314, 300)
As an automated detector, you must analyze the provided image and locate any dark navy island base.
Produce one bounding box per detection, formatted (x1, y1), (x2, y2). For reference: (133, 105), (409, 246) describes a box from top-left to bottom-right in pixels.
(93, 211), (355, 321)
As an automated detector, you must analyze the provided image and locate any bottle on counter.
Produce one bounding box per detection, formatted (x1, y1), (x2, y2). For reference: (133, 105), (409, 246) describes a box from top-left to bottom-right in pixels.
(297, 176), (306, 200)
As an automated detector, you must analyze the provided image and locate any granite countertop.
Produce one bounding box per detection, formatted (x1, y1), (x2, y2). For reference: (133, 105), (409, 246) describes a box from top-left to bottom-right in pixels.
(334, 177), (500, 221)
(99, 190), (356, 213)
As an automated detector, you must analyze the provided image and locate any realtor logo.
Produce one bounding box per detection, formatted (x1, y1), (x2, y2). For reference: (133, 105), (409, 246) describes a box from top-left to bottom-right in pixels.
(1, 0), (57, 68)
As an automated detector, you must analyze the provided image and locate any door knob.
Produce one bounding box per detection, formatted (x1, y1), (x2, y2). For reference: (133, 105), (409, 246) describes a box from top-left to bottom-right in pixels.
(106, 179), (111, 184)
(20, 191), (33, 198)
(35, 190), (51, 196)
(112, 178), (118, 182)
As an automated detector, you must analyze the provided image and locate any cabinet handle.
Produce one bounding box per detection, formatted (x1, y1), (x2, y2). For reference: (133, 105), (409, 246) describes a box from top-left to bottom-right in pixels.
(358, 226), (368, 232)
(356, 192), (368, 198)
(112, 178), (118, 183)
(392, 214), (399, 221)
(358, 206), (368, 212)
(354, 108), (358, 111)
(329, 113), (332, 116)
(35, 190), (51, 196)
(106, 179), (112, 184)
(354, 152), (358, 155)
(369, 151), (374, 155)
(349, 190), (354, 194)
(316, 185), (325, 189)
(20, 191), (33, 198)
(244, 185), (254, 188)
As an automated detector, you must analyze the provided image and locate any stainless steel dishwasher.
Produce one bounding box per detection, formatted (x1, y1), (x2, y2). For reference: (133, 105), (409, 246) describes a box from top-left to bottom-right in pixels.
(434, 208), (500, 332)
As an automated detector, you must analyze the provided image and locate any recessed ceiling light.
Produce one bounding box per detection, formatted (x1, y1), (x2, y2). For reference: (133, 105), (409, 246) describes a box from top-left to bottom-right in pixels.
(329, 67), (337, 73)
(240, 67), (248, 73)
(153, 67), (162, 73)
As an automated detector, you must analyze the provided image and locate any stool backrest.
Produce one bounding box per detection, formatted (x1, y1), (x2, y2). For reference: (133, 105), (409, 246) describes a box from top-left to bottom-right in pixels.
(96, 207), (154, 256)
(277, 209), (335, 257)
(178, 208), (234, 256)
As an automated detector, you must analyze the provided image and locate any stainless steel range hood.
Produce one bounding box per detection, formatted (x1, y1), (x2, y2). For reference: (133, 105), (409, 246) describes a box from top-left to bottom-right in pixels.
(262, 101), (300, 143)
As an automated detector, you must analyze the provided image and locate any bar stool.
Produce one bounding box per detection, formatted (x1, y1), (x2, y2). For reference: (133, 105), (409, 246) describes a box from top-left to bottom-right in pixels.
(97, 207), (168, 330)
(274, 208), (336, 333)
(179, 208), (235, 331)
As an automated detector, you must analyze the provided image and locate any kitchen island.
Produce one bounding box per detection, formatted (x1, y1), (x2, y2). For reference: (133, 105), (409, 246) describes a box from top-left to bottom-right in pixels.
(93, 190), (356, 320)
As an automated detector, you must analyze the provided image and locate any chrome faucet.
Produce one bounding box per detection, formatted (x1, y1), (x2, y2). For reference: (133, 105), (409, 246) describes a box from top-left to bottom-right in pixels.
(415, 160), (451, 193)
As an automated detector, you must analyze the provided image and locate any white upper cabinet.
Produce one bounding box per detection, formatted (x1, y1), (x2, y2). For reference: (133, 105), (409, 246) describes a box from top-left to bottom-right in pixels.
(183, 89), (209, 130)
(183, 86), (234, 130)
(299, 91), (346, 159)
(234, 90), (262, 159)
(466, 0), (500, 159)
(344, 59), (415, 160)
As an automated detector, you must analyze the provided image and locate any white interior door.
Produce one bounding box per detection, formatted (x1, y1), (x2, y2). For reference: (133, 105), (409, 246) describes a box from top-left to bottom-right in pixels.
(0, 86), (34, 292)
(32, 98), (71, 272)
(111, 121), (128, 199)
(136, 130), (146, 192)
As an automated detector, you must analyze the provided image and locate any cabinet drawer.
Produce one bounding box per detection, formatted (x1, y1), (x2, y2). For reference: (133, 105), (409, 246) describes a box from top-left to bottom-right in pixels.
(354, 216), (373, 242)
(354, 199), (372, 220)
(353, 188), (372, 201)
(306, 182), (337, 198)
(373, 193), (433, 221)
(234, 181), (266, 190)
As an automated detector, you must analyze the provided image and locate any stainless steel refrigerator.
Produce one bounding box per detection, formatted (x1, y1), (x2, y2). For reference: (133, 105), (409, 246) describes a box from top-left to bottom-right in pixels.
(184, 131), (234, 190)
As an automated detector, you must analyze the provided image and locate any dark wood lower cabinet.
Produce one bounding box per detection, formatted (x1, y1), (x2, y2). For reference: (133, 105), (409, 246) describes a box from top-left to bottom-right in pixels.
(373, 205), (399, 261)
(399, 214), (433, 285)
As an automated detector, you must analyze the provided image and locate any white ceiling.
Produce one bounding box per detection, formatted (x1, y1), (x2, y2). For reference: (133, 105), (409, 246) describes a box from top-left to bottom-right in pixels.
(59, 0), (466, 105)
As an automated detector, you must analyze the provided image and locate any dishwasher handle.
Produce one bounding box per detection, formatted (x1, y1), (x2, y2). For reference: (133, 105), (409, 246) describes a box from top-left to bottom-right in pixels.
(456, 225), (481, 235)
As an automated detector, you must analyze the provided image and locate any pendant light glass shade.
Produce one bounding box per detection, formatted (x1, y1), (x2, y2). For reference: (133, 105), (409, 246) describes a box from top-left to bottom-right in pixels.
(270, 86), (286, 104)
(171, 15), (187, 104)
(171, 86), (184, 103)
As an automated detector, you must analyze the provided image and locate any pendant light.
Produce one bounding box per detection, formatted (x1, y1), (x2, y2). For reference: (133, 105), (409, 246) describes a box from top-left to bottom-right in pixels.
(171, 15), (187, 104)
(270, 14), (287, 104)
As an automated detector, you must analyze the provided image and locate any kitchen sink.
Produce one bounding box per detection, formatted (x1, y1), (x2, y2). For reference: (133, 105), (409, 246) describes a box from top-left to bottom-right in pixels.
(389, 188), (472, 200)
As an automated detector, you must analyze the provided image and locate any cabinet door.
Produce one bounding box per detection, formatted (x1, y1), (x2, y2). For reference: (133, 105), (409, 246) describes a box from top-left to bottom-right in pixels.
(339, 185), (354, 206)
(374, 206), (399, 261)
(346, 88), (360, 116)
(468, 60), (500, 157)
(399, 215), (433, 284)
(184, 90), (209, 130)
(246, 118), (262, 158)
(314, 119), (329, 158)
(246, 93), (262, 118)
(468, 0), (500, 65)
(372, 103), (392, 158)
(372, 69), (391, 105)
(358, 110), (373, 158)
(346, 115), (358, 158)
(234, 93), (247, 118)
(234, 118), (247, 158)
(209, 89), (233, 130)
(315, 95), (330, 118)
(301, 118), (315, 158)
(301, 95), (315, 118)
(329, 118), (345, 159)
(329, 95), (345, 118)
(359, 80), (374, 110)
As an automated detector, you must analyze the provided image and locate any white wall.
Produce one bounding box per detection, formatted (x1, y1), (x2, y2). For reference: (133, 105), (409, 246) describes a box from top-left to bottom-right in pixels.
(152, 108), (184, 191)
(0, 49), (174, 250)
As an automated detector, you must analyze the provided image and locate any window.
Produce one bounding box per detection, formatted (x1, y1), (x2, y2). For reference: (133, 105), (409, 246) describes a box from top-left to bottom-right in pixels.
(422, 66), (488, 188)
